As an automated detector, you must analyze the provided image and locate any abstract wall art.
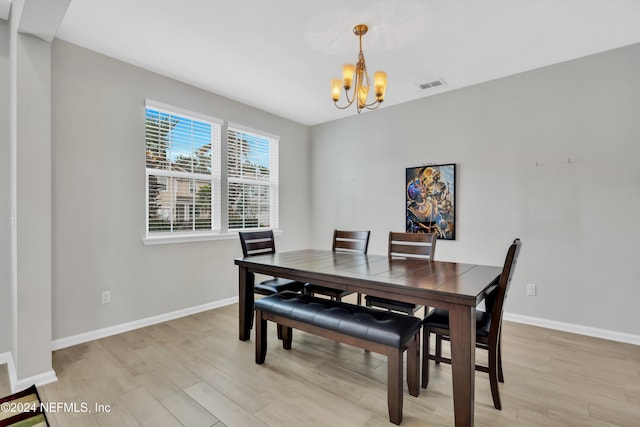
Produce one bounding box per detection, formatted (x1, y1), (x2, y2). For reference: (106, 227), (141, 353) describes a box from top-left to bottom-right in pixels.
(406, 164), (456, 240)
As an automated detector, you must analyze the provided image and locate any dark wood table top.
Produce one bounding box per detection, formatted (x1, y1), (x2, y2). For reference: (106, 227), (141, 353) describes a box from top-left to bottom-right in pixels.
(235, 249), (502, 308)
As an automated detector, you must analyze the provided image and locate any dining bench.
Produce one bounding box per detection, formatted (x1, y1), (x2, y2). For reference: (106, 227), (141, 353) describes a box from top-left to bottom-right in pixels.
(254, 291), (422, 425)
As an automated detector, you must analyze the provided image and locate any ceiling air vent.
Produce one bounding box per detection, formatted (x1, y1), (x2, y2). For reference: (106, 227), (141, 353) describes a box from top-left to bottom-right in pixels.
(419, 79), (445, 90)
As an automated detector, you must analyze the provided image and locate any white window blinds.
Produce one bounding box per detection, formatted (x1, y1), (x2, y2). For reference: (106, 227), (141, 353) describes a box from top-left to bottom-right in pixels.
(145, 103), (221, 235)
(227, 126), (279, 230)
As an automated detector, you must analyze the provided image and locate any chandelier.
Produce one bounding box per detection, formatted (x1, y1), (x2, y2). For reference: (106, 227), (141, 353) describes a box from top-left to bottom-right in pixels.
(331, 24), (387, 113)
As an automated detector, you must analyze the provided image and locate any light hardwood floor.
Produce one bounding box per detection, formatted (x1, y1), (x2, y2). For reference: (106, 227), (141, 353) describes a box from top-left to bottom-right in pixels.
(31, 300), (640, 427)
(0, 363), (10, 397)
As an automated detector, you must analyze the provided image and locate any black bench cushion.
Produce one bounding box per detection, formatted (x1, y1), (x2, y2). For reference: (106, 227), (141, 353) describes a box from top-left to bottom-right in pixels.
(255, 292), (422, 348)
(423, 308), (492, 338)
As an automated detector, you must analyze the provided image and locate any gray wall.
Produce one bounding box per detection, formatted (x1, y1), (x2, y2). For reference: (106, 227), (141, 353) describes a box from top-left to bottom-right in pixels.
(0, 20), (10, 354)
(51, 40), (311, 340)
(310, 43), (640, 337)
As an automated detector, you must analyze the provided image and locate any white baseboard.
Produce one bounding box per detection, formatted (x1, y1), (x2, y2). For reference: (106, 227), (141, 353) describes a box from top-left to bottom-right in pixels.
(52, 296), (239, 351)
(504, 312), (640, 346)
(0, 352), (58, 393)
(13, 370), (58, 393)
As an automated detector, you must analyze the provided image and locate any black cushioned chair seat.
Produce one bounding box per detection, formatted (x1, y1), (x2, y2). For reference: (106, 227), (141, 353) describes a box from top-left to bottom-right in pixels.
(423, 308), (492, 338)
(253, 278), (305, 295)
(255, 292), (422, 348)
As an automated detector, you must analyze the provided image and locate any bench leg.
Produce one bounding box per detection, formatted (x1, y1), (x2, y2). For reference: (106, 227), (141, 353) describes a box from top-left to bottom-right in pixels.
(407, 332), (420, 397)
(282, 326), (293, 350)
(387, 350), (403, 425)
(255, 309), (267, 364)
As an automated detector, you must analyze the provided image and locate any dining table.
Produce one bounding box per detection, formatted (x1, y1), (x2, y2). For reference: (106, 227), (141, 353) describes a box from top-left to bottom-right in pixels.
(235, 249), (502, 427)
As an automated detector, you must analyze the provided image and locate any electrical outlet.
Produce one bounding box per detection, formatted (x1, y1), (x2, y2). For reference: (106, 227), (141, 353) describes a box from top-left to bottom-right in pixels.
(101, 291), (111, 304)
(526, 283), (537, 296)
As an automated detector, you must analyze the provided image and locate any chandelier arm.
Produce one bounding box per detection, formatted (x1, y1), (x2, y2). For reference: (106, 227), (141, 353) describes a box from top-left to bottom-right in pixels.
(344, 87), (355, 104)
(334, 87), (356, 109)
(333, 97), (356, 110)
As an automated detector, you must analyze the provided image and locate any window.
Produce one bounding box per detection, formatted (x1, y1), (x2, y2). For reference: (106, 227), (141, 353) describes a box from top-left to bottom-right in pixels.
(144, 102), (280, 243)
(145, 101), (221, 236)
(227, 125), (279, 230)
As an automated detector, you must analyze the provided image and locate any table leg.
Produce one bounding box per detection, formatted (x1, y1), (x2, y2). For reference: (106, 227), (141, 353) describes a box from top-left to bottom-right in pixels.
(448, 305), (476, 427)
(238, 266), (254, 341)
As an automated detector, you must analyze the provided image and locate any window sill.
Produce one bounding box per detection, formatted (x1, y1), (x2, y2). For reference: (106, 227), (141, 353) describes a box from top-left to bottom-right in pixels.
(142, 229), (282, 245)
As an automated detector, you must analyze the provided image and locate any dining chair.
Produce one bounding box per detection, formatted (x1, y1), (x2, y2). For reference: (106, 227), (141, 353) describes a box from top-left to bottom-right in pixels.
(421, 238), (521, 410)
(364, 232), (437, 316)
(303, 229), (370, 304)
(238, 230), (306, 296)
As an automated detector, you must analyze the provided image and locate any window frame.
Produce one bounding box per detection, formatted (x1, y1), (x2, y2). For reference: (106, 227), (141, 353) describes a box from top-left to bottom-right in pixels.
(227, 123), (280, 232)
(143, 100), (223, 244)
(142, 101), (281, 245)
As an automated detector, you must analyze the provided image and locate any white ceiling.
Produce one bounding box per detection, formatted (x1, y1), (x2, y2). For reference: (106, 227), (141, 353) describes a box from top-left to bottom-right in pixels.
(54, 0), (640, 126)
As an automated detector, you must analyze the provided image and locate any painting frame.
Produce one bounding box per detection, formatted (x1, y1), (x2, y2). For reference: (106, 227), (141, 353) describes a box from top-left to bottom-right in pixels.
(405, 163), (456, 240)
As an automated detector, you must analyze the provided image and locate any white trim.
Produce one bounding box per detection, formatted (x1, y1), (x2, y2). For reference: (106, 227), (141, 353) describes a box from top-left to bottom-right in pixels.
(145, 99), (224, 126)
(142, 229), (283, 245)
(146, 168), (213, 181)
(52, 296), (239, 351)
(504, 312), (640, 346)
(0, 353), (57, 393)
(142, 232), (238, 245)
(13, 370), (57, 393)
(227, 122), (280, 141)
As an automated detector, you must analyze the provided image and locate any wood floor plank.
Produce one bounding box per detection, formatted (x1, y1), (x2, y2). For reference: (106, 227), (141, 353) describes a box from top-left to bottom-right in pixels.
(159, 365), (202, 390)
(134, 370), (183, 401)
(185, 381), (266, 427)
(93, 404), (141, 427)
(0, 364), (10, 397)
(588, 398), (640, 427)
(159, 390), (219, 427)
(625, 384), (640, 405)
(119, 386), (182, 427)
(183, 357), (270, 414)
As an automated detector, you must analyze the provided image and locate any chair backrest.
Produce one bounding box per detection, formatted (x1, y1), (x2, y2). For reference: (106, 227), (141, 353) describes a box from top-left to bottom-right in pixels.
(239, 230), (276, 257)
(388, 232), (437, 260)
(486, 238), (522, 338)
(332, 230), (371, 254)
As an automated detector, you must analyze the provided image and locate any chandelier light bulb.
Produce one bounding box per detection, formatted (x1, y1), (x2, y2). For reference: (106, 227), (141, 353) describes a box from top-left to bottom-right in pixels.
(374, 71), (387, 100)
(357, 85), (369, 109)
(342, 64), (355, 90)
(331, 79), (342, 101)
